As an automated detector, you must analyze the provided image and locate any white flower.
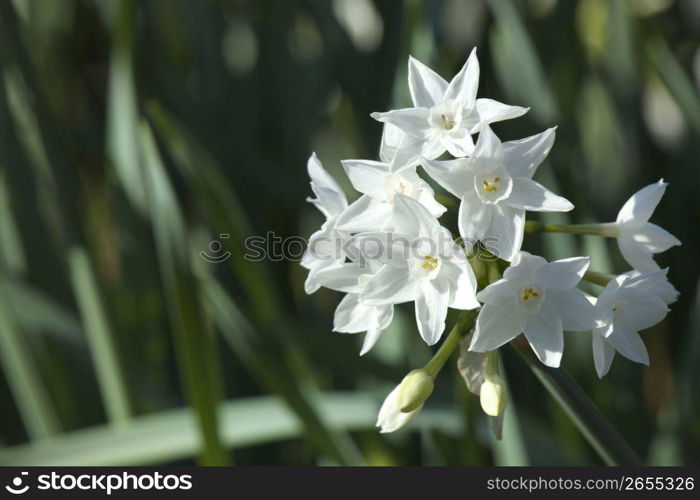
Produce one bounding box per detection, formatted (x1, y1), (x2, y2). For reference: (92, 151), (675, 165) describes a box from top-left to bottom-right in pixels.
(301, 153), (353, 294)
(470, 251), (594, 367)
(591, 269), (674, 377)
(312, 261), (394, 355)
(422, 124), (573, 260)
(355, 195), (479, 345)
(607, 180), (681, 273)
(371, 49), (528, 160)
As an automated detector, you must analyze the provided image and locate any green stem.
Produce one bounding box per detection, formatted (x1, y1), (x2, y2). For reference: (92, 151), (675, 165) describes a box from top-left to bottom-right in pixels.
(583, 270), (615, 287)
(524, 221), (618, 237)
(513, 344), (642, 465)
(424, 310), (478, 378)
(435, 193), (459, 211)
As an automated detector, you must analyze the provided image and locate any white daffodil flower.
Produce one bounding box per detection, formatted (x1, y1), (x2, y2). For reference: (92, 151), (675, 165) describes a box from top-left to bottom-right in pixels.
(355, 195), (479, 345)
(312, 261), (394, 355)
(604, 180), (681, 273)
(591, 269), (674, 377)
(470, 251), (594, 367)
(301, 153), (354, 294)
(371, 49), (528, 159)
(422, 124), (573, 260)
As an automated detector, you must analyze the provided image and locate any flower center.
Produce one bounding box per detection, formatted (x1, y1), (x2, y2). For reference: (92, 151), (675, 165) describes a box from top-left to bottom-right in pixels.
(421, 255), (438, 269)
(482, 176), (501, 193)
(408, 252), (442, 280)
(517, 285), (545, 313)
(439, 113), (456, 131)
(474, 169), (513, 204)
(384, 174), (417, 203)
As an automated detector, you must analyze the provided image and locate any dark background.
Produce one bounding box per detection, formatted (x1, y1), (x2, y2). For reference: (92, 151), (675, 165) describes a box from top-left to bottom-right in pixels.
(0, 0), (697, 466)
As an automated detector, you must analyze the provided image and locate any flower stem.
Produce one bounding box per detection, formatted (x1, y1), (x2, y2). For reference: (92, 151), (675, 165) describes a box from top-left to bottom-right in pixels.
(524, 221), (618, 237)
(423, 310), (478, 378)
(583, 270), (616, 287)
(512, 342), (642, 465)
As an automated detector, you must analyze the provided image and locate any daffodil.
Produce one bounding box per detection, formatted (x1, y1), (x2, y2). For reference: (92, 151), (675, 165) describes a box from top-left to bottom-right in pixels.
(470, 251), (594, 367)
(371, 49), (528, 159)
(591, 269), (674, 377)
(608, 180), (681, 273)
(422, 124), (573, 260)
(355, 195), (479, 345)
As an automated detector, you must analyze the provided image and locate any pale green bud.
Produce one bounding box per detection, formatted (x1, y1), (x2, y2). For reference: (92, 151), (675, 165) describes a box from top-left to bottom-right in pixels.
(397, 369), (434, 413)
(480, 374), (508, 417)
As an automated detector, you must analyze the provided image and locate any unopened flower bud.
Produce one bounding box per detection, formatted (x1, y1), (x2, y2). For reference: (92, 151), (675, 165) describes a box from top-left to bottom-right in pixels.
(397, 369), (434, 413)
(480, 374), (508, 417)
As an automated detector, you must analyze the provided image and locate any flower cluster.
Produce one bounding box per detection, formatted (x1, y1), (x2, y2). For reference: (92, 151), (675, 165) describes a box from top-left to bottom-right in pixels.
(301, 49), (681, 436)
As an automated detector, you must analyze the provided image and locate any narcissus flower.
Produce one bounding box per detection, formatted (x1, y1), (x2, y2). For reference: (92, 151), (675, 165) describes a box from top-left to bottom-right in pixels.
(422, 124), (572, 260)
(608, 180), (681, 273)
(591, 269), (674, 377)
(371, 49), (527, 160)
(355, 195), (479, 345)
(470, 251), (594, 367)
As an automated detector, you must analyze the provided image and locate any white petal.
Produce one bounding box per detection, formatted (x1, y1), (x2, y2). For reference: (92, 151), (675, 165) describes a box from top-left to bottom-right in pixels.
(392, 194), (439, 238)
(341, 159), (390, 199)
(486, 204), (524, 261)
(420, 157), (472, 197)
(377, 385), (422, 433)
(616, 179), (667, 225)
(444, 47), (479, 107)
(476, 278), (517, 305)
(313, 262), (363, 293)
(361, 265), (417, 305)
(441, 259), (479, 309)
(360, 327), (383, 356)
(379, 123), (423, 167)
(470, 302), (522, 352)
(523, 301), (564, 367)
(618, 233), (661, 273)
(333, 293), (374, 333)
(503, 251), (547, 283)
(415, 278), (450, 345)
(592, 332), (616, 378)
(360, 305), (393, 355)
(336, 196), (392, 232)
(472, 122), (503, 161)
(504, 177), (574, 212)
(350, 231), (411, 267)
(607, 331), (649, 365)
(629, 223), (681, 253)
(408, 56), (448, 107)
(553, 288), (595, 331)
(502, 127), (556, 178)
(535, 256), (590, 290)
(474, 98), (529, 130)
(307, 153), (347, 217)
(459, 192), (492, 242)
(619, 293), (668, 333)
(442, 134), (475, 157)
(371, 108), (431, 139)
(457, 335), (488, 395)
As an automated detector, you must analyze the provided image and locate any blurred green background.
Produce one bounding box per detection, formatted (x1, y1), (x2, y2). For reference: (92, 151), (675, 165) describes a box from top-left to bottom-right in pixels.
(0, 0), (698, 466)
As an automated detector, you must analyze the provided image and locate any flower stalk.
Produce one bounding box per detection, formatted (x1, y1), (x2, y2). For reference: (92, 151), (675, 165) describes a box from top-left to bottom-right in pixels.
(512, 340), (642, 466)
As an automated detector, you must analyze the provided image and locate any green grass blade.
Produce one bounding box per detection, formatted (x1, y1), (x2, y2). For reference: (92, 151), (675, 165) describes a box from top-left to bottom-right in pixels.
(68, 246), (131, 427)
(139, 121), (229, 465)
(0, 392), (463, 466)
(0, 280), (60, 441)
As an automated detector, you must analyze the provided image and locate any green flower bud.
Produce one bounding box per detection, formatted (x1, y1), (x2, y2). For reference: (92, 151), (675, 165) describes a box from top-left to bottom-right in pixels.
(397, 369), (434, 413)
